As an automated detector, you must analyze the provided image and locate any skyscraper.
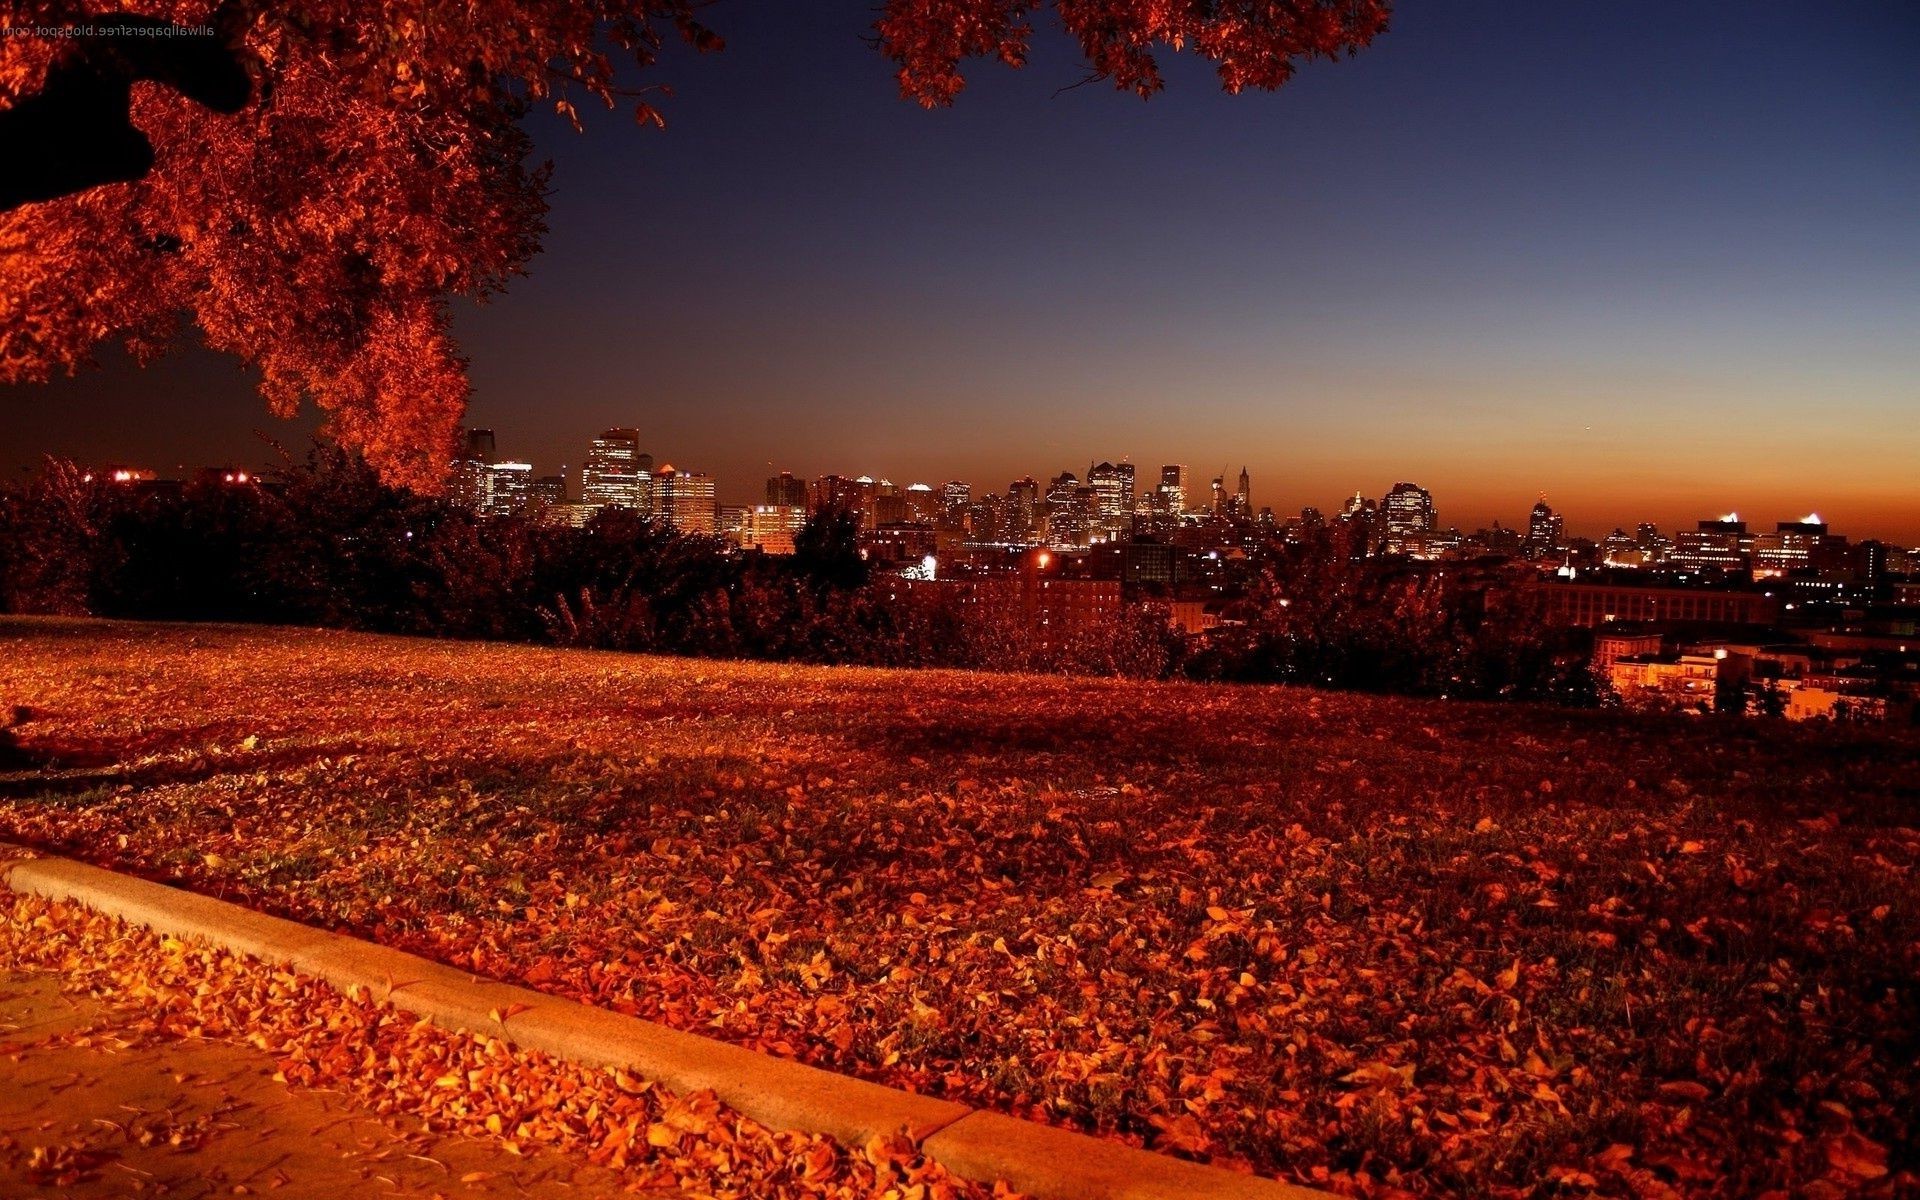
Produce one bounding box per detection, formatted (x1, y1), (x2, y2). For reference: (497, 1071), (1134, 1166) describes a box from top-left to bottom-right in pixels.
(1158, 465), (1189, 515)
(657, 465), (716, 534)
(581, 429), (643, 510)
(873, 479), (908, 526)
(450, 427), (495, 511)
(1007, 476), (1040, 543)
(1087, 461), (1135, 542)
(483, 462), (533, 517)
(1524, 497), (1565, 560)
(765, 471), (807, 508)
(1236, 466), (1251, 516)
(1044, 471), (1091, 549)
(810, 474), (878, 528)
(1382, 482), (1436, 554)
(904, 482), (941, 524)
(941, 480), (971, 525)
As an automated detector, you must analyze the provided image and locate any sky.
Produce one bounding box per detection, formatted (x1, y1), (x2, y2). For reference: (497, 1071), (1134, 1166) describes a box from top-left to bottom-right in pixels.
(3, 1), (1918, 540)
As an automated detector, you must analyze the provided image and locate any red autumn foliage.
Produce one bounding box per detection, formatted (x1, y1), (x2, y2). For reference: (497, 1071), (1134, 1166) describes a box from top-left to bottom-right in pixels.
(0, 893), (1018, 1198)
(0, 3), (1388, 489)
(2, 618), (1916, 1196)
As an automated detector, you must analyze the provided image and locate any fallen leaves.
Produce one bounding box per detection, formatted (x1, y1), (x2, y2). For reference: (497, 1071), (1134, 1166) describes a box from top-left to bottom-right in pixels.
(2, 621), (1917, 1198)
(0, 895), (1015, 1200)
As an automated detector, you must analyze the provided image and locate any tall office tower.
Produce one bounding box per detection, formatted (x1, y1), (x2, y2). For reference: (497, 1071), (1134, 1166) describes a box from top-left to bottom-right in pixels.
(1210, 474), (1227, 515)
(1087, 461), (1135, 542)
(968, 494), (1005, 543)
(1043, 472), (1088, 548)
(809, 474), (879, 528)
(1236, 466), (1251, 515)
(1381, 482), (1436, 554)
(483, 462), (533, 517)
(450, 427), (496, 511)
(874, 480), (908, 526)
(940, 480), (972, 529)
(765, 470), (807, 508)
(1005, 476), (1040, 543)
(581, 428), (643, 510)
(531, 474), (567, 507)
(1158, 465), (1189, 514)
(634, 461), (656, 515)
(1520, 497), (1564, 560)
(904, 483), (941, 524)
(656, 466), (717, 534)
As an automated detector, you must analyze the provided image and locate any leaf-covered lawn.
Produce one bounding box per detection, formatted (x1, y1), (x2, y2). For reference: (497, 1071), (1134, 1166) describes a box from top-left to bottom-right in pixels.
(3, 617), (1916, 1197)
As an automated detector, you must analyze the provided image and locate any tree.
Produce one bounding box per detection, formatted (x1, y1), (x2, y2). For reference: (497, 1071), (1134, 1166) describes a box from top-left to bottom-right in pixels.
(1, 2), (1389, 488)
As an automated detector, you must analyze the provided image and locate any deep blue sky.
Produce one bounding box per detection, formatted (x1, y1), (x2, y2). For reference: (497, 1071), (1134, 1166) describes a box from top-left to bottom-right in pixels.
(6, 1), (1918, 538)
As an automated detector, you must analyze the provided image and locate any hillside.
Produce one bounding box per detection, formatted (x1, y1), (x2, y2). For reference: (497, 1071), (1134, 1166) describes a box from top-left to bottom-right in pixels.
(2, 617), (1916, 1196)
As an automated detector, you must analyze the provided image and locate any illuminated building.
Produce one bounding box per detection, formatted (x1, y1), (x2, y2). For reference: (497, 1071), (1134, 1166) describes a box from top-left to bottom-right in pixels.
(483, 462), (532, 517)
(656, 465), (716, 534)
(532, 474), (567, 507)
(765, 471), (807, 508)
(941, 480), (971, 520)
(1670, 515), (1752, 575)
(1158, 465), (1189, 514)
(1524, 498), (1564, 560)
(864, 521), (938, 568)
(1006, 476), (1040, 543)
(1599, 527), (1653, 567)
(450, 427), (494, 510)
(1607, 653), (1728, 714)
(1753, 516), (1827, 579)
(1044, 472), (1092, 549)
(874, 480), (908, 526)
(1381, 482), (1435, 554)
(904, 483), (941, 524)
(1591, 626), (1666, 676)
(581, 428), (645, 511)
(948, 549), (1123, 653)
(809, 474), (878, 528)
(1635, 522), (1671, 561)
(1087, 461), (1135, 542)
(1236, 466), (1251, 517)
(739, 504), (805, 554)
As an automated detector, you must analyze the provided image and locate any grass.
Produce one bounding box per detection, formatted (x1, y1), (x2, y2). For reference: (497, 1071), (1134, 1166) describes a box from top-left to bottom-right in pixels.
(2, 615), (1916, 1197)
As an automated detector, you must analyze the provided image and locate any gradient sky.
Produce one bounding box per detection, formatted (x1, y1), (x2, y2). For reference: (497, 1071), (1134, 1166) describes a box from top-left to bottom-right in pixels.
(4, 1), (1917, 540)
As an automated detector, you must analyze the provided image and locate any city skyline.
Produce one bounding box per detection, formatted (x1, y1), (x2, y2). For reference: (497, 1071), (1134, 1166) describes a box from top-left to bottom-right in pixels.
(16, 414), (1920, 548)
(3, 3), (1916, 539)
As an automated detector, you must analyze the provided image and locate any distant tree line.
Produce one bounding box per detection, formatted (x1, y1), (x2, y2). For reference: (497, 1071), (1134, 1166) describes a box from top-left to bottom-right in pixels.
(0, 451), (1592, 703)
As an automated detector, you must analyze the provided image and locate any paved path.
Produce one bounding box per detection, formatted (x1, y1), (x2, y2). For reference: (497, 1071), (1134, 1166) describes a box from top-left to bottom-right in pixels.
(0, 969), (677, 1198)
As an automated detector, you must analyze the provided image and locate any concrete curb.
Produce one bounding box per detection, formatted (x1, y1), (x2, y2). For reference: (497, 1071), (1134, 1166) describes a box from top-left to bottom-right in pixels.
(0, 843), (1327, 1200)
